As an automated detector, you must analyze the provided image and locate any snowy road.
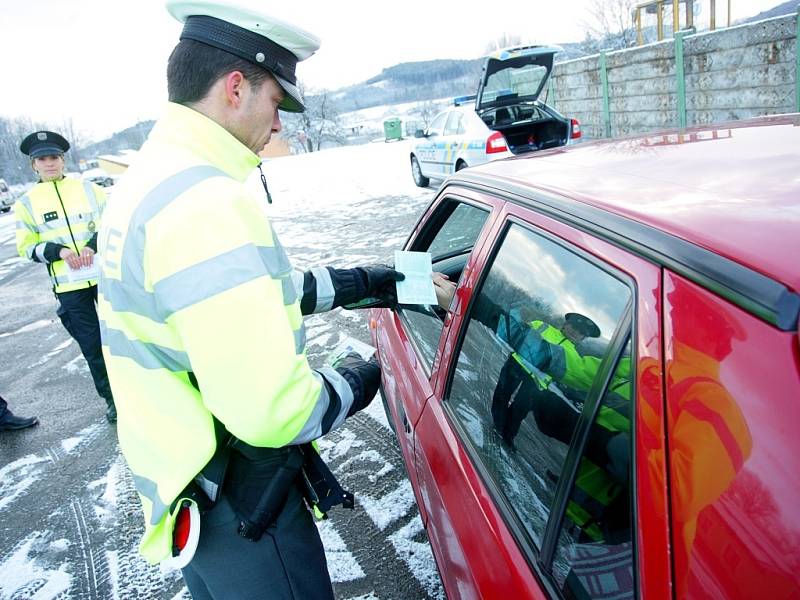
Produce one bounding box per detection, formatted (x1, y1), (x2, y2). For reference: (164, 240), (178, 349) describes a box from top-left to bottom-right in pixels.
(0, 140), (444, 599)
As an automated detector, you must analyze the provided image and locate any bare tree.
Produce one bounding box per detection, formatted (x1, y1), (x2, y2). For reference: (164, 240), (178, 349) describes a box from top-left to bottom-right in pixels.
(0, 114), (52, 185)
(59, 117), (93, 172)
(583, 0), (637, 49)
(484, 34), (526, 54)
(409, 100), (440, 131)
(280, 82), (345, 153)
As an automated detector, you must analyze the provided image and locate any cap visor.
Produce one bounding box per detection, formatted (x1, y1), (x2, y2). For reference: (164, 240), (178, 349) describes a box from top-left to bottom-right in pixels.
(274, 74), (305, 113)
(29, 145), (65, 158)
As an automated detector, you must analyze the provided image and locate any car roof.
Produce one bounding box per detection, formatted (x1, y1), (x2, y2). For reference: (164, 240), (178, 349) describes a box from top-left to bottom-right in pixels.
(463, 114), (800, 294)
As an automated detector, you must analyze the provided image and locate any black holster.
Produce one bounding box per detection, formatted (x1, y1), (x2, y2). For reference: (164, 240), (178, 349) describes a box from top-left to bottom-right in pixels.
(227, 443), (306, 542)
(226, 442), (355, 542)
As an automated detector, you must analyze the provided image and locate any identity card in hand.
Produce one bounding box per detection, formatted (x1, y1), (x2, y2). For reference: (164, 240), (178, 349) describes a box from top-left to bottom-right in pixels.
(65, 261), (101, 283)
(394, 250), (437, 305)
(325, 336), (376, 368)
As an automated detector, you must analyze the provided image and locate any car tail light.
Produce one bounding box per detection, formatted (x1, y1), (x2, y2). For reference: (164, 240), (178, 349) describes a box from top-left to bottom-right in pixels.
(486, 131), (508, 154)
(570, 119), (582, 139)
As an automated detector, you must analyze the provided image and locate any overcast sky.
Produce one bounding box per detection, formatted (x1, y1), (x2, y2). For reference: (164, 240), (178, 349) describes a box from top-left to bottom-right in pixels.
(0, 0), (780, 140)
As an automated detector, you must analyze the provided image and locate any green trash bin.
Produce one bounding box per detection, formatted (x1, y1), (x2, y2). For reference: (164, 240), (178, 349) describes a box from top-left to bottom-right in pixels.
(383, 118), (403, 142)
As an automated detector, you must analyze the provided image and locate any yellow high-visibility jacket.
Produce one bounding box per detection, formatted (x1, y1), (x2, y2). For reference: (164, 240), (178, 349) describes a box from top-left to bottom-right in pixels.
(15, 177), (107, 293)
(97, 103), (357, 564)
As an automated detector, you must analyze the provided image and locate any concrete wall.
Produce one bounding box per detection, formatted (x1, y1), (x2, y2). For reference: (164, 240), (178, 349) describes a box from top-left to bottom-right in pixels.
(548, 12), (798, 139)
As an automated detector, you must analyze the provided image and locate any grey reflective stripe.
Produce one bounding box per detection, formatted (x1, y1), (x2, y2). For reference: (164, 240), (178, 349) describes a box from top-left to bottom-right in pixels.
(257, 246), (292, 278)
(290, 269), (305, 300)
(101, 276), (162, 322)
(38, 229), (95, 244)
(81, 180), (100, 214)
(36, 217), (70, 230)
(288, 367), (354, 444)
(104, 166), (227, 321)
(311, 266), (335, 313)
(72, 230), (96, 243)
(295, 325), (306, 354)
(282, 276), (297, 305)
(101, 321), (191, 372)
(133, 473), (171, 526)
(269, 224), (292, 277)
(34, 243), (47, 263)
(16, 219), (37, 232)
(319, 366), (355, 425)
(548, 342), (567, 380)
(153, 244), (281, 317)
(18, 194), (34, 217)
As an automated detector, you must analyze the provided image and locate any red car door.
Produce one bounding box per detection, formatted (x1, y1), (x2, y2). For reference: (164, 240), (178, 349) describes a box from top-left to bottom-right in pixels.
(412, 196), (671, 599)
(374, 189), (505, 521)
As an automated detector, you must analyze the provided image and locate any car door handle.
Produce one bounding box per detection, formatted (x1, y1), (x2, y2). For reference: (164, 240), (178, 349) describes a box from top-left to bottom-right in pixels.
(399, 402), (412, 434)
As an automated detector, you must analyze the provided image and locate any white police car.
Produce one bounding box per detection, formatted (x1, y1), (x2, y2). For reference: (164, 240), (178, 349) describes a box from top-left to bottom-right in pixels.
(410, 46), (580, 187)
(0, 179), (13, 213)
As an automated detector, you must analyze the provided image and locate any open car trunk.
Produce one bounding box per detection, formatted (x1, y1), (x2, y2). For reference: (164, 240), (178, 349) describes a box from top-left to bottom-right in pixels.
(481, 104), (569, 154)
(475, 46), (570, 155)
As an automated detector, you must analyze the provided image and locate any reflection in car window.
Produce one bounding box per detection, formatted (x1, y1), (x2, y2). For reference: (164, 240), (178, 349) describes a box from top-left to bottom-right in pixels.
(429, 112), (448, 136)
(447, 223), (630, 548)
(400, 201), (490, 370)
(552, 339), (634, 599)
(444, 112), (461, 136)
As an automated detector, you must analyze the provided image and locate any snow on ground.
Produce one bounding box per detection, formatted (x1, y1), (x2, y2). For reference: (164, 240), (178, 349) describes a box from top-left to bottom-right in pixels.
(0, 138), (443, 599)
(255, 136), (429, 219)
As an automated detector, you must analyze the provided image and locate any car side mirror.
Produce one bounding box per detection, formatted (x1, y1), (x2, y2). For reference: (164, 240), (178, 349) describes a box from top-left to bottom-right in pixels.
(414, 129), (426, 138)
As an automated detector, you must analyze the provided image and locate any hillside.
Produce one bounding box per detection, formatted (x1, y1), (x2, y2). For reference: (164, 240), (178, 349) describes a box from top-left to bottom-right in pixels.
(321, 42), (588, 114)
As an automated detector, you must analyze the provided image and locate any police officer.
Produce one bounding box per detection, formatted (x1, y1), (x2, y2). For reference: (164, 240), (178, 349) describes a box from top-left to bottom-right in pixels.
(16, 131), (116, 423)
(97, 2), (403, 598)
(0, 395), (38, 431)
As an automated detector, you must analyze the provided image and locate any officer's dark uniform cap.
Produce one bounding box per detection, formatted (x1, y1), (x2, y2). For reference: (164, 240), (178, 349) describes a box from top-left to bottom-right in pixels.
(564, 313), (601, 338)
(20, 131), (70, 159)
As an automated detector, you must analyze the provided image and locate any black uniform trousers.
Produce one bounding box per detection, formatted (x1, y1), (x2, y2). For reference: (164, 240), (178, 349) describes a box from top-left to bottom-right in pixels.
(0, 395), (7, 420)
(181, 484), (334, 600)
(56, 285), (114, 405)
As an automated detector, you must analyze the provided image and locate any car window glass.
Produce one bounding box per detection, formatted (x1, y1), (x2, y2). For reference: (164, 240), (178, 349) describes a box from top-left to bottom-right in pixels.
(456, 114), (466, 135)
(484, 64), (548, 103)
(446, 223), (631, 547)
(427, 203), (489, 260)
(444, 112), (461, 136)
(429, 113), (448, 136)
(552, 339), (634, 599)
(400, 200), (491, 370)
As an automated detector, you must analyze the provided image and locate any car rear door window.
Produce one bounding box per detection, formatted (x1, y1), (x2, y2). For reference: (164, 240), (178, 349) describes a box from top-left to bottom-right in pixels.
(428, 112), (448, 136)
(552, 339), (634, 599)
(445, 222), (632, 549)
(444, 112), (462, 136)
(399, 199), (491, 370)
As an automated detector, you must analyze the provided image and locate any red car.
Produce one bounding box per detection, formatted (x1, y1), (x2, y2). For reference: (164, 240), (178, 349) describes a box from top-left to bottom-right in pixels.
(371, 115), (800, 599)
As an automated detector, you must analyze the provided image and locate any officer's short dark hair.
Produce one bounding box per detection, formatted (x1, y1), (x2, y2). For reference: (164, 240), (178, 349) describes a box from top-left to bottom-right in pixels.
(167, 39), (271, 105)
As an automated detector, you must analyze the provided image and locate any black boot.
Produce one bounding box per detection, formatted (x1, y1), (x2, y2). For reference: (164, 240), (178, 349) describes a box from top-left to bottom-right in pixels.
(105, 400), (117, 424)
(0, 411), (39, 431)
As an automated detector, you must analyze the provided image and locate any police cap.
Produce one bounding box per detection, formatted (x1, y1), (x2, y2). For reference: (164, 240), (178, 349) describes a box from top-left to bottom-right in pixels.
(19, 131), (70, 158)
(166, 1), (320, 113)
(564, 313), (601, 338)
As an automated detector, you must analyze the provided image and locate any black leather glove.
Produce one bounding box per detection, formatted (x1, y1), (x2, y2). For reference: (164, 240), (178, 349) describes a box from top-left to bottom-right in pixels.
(335, 353), (381, 417)
(356, 265), (405, 304)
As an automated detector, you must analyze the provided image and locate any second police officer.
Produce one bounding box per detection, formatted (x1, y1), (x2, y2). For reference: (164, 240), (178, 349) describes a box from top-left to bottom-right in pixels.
(16, 131), (117, 423)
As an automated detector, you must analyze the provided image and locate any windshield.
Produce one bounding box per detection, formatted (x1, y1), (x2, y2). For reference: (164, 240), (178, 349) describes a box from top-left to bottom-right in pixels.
(482, 64), (548, 106)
